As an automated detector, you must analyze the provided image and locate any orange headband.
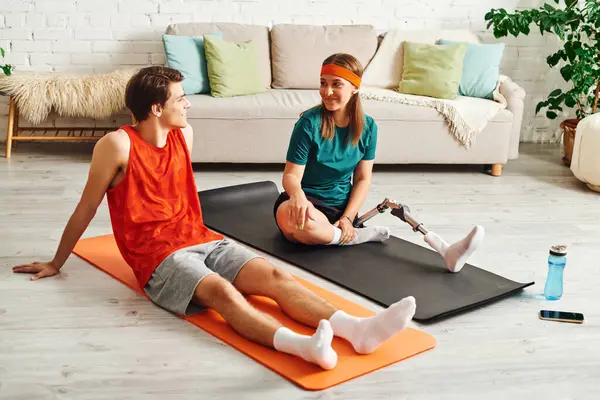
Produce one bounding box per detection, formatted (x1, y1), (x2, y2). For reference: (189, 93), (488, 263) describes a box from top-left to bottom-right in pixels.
(320, 64), (361, 88)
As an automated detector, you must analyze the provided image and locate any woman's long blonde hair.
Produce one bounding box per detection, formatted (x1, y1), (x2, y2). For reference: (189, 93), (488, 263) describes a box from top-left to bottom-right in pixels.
(303, 53), (365, 147)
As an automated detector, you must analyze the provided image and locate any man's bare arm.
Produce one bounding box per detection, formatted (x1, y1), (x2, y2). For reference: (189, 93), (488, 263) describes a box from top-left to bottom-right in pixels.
(182, 123), (194, 154)
(51, 132), (127, 267)
(12, 131), (128, 279)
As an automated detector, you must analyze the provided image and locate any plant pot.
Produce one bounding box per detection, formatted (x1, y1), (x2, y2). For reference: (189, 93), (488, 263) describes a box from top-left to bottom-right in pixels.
(560, 118), (581, 166)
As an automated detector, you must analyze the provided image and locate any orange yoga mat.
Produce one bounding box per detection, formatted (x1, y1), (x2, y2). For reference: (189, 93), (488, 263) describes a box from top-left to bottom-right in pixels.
(73, 235), (436, 391)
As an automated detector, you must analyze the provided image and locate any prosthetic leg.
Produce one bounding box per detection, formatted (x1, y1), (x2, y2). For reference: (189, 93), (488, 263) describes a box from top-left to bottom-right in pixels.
(355, 198), (485, 273)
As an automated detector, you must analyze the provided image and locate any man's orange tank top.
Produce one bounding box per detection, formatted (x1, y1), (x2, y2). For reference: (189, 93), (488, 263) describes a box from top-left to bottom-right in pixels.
(106, 125), (224, 287)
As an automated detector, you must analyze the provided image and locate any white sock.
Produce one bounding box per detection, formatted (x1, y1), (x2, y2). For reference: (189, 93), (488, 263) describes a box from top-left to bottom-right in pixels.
(329, 296), (416, 354)
(423, 231), (449, 254)
(424, 225), (485, 273)
(328, 225), (342, 245)
(273, 319), (338, 370)
(328, 225), (391, 246)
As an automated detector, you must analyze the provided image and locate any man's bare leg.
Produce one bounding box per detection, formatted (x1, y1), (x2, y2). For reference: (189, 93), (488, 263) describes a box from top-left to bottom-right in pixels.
(233, 258), (417, 355)
(195, 274), (281, 346)
(193, 273), (337, 369)
(233, 258), (338, 326)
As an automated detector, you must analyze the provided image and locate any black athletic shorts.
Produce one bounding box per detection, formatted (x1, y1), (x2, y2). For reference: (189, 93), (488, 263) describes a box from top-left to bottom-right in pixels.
(272, 192), (363, 227)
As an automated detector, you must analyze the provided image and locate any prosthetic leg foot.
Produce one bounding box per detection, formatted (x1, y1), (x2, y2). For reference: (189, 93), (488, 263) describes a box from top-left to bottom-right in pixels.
(424, 225), (485, 273)
(356, 198), (485, 273)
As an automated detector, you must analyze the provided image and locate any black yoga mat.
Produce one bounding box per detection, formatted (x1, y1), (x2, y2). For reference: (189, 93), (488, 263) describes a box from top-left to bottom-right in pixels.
(198, 181), (534, 323)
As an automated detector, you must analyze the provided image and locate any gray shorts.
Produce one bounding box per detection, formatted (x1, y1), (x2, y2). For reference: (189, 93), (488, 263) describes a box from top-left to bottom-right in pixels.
(144, 238), (260, 316)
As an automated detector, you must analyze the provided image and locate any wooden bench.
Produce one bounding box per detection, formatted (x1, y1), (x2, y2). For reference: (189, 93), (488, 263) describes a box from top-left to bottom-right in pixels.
(4, 95), (125, 158)
(1, 68), (138, 158)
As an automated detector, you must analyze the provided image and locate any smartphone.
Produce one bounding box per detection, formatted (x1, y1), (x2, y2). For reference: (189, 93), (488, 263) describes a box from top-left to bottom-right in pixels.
(539, 310), (584, 324)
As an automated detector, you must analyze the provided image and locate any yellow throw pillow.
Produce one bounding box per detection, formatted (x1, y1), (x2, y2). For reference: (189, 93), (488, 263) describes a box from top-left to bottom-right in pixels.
(396, 41), (468, 99)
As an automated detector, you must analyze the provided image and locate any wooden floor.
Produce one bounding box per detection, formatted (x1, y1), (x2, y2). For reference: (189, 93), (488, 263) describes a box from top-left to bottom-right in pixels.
(1, 142), (599, 399)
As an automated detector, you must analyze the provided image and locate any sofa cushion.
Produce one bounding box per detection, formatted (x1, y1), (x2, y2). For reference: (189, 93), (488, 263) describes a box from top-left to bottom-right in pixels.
(270, 24), (378, 89)
(439, 39), (505, 100)
(397, 41), (468, 99)
(162, 32), (222, 95)
(184, 89), (512, 123)
(362, 29), (480, 89)
(185, 89), (322, 119)
(204, 36), (265, 98)
(165, 22), (271, 89)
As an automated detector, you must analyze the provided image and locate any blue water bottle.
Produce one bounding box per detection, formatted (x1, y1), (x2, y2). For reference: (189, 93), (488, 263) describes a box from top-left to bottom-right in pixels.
(544, 245), (567, 300)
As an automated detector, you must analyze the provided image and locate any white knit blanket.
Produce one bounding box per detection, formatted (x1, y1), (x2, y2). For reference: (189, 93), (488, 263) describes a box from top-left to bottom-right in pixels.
(359, 82), (508, 149)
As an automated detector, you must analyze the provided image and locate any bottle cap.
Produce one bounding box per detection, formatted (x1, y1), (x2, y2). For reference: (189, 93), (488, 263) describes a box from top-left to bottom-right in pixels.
(549, 245), (567, 256)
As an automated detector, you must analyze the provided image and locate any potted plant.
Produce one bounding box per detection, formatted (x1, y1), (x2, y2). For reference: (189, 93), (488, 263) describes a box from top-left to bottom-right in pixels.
(1, 46), (14, 76)
(484, 0), (600, 165)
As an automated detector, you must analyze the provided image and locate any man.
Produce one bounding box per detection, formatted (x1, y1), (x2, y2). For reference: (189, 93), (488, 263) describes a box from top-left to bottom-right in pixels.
(12, 66), (417, 370)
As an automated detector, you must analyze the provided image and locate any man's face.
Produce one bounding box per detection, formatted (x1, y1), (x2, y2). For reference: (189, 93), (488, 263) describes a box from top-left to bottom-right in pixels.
(158, 82), (190, 129)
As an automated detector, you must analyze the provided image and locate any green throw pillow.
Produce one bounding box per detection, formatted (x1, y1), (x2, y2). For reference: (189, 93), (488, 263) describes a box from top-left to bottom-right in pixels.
(439, 39), (505, 99)
(396, 41), (468, 99)
(162, 32), (222, 95)
(203, 36), (265, 98)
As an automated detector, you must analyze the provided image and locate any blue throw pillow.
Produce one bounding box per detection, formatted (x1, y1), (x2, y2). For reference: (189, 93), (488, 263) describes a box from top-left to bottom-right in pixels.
(438, 39), (505, 99)
(162, 32), (222, 95)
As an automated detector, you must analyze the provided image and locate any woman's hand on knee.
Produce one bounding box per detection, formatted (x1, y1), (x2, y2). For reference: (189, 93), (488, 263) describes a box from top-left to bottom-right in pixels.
(289, 193), (315, 230)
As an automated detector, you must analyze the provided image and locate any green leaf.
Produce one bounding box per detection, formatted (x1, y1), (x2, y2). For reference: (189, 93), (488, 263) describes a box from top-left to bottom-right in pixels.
(565, 95), (577, 108)
(554, 24), (565, 39)
(536, 101), (548, 114)
(566, 0), (578, 8)
(560, 65), (573, 81)
(546, 111), (558, 119)
(0, 47), (4, 58)
(570, 19), (580, 31)
(547, 53), (561, 66)
(565, 45), (577, 62)
(508, 22), (519, 36)
(549, 88), (563, 97)
(544, 3), (555, 12)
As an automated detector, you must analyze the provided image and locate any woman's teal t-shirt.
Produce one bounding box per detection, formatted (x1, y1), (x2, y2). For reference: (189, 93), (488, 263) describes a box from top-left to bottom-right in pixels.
(286, 106), (378, 208)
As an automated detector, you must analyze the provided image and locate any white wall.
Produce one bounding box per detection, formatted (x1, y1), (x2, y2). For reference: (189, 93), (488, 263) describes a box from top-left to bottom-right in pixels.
(0, 0), (566, 143)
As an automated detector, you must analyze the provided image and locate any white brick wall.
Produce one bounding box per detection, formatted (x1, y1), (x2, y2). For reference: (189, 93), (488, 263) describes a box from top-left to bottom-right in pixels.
(0, 0), (565, 144)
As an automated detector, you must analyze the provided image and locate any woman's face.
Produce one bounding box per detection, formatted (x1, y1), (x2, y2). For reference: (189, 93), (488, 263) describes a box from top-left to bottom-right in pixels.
(319, 74), (357, 112)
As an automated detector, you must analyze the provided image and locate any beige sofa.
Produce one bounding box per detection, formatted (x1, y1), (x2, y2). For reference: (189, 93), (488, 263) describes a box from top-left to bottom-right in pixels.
(165, 23), (526, 176)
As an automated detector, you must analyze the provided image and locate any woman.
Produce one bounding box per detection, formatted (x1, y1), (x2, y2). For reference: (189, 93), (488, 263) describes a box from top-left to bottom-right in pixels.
(273, 53), (390, 246)
(273, 53), (485, 273)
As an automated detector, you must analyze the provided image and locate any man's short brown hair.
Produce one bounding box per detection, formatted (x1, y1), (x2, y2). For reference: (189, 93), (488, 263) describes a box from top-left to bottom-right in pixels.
(125, 66), (184, 122)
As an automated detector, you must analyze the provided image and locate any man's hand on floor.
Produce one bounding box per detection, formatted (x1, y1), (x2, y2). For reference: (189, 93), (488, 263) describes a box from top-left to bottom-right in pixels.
(12, 261), (60, 280)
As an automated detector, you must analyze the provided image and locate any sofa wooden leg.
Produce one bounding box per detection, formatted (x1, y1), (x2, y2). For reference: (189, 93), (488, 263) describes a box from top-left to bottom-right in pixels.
(5, 96), (15, 159)
(491, 163), (502, 177)
(587, 183), (600, 193)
